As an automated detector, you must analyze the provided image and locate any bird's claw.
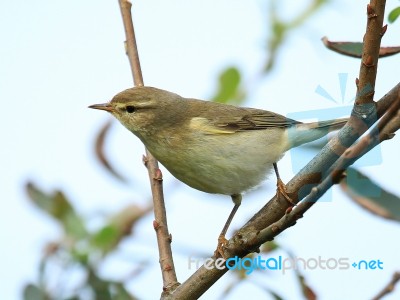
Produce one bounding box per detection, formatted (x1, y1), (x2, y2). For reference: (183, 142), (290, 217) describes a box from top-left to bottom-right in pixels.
(214, 234), (228, 259)
(277, 178), (296, 206)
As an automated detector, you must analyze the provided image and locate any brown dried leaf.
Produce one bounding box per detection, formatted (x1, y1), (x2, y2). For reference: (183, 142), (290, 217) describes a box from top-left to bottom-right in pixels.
(322, 36), (400, 58)
(298, 273), (317, 300)
(95, 119), (127, 182)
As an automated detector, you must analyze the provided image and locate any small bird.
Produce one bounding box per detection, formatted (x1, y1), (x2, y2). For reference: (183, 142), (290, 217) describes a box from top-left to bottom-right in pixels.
(89, 86), (347, 256)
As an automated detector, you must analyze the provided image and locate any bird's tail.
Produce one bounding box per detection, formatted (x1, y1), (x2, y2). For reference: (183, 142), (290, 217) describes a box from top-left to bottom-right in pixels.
(284, 118), (348, 150)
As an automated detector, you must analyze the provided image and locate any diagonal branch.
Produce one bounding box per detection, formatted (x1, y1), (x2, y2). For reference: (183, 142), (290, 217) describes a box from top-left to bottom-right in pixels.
(168, 86), (400, 299)
(372, 272), (400, 300)
(117, 0), (178, 291)
(168, 0), (390, 298)
(252, 91), (400, 247)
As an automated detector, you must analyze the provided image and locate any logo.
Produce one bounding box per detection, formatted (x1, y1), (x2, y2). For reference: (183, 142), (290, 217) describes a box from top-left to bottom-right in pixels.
(188, 255), (384, 275)
(286, 73), (382, 201)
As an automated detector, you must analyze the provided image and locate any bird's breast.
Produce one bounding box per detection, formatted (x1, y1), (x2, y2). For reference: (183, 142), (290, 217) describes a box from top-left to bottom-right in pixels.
(142, 129), (287, 195)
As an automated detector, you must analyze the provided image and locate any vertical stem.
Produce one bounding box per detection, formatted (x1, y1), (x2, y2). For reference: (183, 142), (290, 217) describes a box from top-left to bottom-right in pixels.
(356, 0), (386, 104)
(119, 0), (143, 86)
(117, 0), (178, 292)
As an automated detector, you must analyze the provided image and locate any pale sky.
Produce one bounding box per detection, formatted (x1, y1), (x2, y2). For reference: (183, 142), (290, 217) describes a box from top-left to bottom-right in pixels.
(1, 1), (400, 299)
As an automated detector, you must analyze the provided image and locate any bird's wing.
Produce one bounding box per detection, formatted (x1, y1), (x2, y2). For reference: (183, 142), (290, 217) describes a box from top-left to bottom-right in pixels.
(189, 111), (300, 135)
(219, 112), (301, 130)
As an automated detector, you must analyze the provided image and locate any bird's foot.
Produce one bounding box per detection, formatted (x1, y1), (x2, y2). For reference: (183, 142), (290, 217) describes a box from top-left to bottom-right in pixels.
(214, 234), (228, 259)
(277, 178), (296, 206)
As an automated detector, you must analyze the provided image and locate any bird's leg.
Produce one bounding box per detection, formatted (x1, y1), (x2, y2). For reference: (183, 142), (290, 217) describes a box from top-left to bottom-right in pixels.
(273, 162), (296, 206)
(215, 194), (242, 258)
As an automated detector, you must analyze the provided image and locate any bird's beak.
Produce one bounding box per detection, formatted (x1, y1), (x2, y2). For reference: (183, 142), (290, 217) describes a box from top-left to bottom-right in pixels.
(88, 103), (114, 113)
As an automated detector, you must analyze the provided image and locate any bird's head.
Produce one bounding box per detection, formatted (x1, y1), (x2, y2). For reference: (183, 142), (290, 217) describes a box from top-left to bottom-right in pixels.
(89, 86), (186, 136)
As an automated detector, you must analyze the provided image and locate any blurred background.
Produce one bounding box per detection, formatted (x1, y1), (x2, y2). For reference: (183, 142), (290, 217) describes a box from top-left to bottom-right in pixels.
(1, 0), (400, 299)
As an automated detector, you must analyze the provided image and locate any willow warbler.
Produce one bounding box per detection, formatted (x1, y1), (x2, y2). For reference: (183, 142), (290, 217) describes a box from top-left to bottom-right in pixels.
(89, 86), (347, 255)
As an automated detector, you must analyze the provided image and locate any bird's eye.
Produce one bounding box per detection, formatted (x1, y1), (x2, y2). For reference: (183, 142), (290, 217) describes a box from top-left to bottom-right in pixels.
(126, 106), (136, 113)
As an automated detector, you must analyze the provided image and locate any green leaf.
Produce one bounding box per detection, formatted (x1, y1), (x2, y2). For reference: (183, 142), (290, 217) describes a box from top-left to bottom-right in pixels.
(323, 39), (363, 57)
(264, 0), (328, 72)
(26, 182), (87, 239)
(267, 291), (284, 300)
(91, 225), (120, 253)
(23, 284), (47, 300)
(340, 168), (400, 222)
(26, 182), (70, 218)
(91, 204), (151, 255)
(88, 271), (113, 300)
(113, 283), (136, 300)
(86, 271), (136, 300)
(321, 37), (400, 58)
(211, 67), (245, 105)
(388, 7), (400, 23)
(70, 247), (90, 265)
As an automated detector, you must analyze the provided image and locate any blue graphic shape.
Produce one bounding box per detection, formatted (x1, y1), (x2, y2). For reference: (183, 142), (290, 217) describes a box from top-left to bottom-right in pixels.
(315, 73), (356, 104)
(338, 73), (348, 103)
(315, 85), (336, 104)
(285, 73), (383, 202)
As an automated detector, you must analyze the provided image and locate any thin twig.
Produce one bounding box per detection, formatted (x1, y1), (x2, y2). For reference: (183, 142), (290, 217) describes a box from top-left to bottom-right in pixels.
(118, 0), (143, 86)
(380, 109), (400, 141)
(372, 272), (400, 300)
(356, 0), (386, 105)
(117, 0), (178, 292)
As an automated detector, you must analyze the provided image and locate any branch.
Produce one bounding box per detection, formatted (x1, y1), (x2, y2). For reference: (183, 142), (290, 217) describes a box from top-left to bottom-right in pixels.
(372, 272), (400, 300)
(118, 0), (143, 86)
(253, 90), (400, 247)
(169, 86), (400, 299)
(168, 0), (390, 298)
(117, 0), (178, 292)
(356, 0), (387, 105)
